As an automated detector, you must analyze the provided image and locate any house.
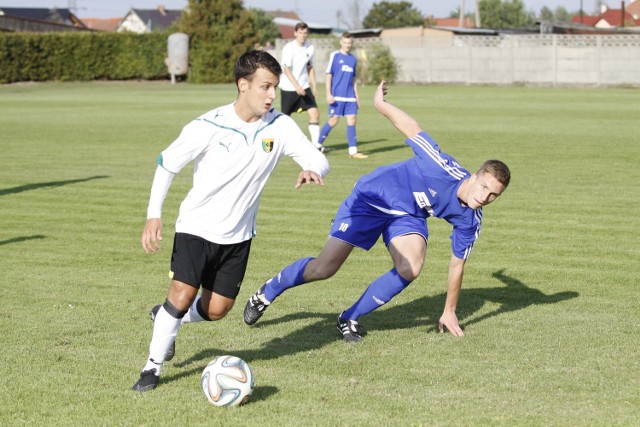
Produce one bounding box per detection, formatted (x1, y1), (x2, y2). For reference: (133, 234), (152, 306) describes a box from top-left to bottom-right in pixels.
(571, 4), (640, 28)
(264, 10), (332, 38)
(82, 17), (120, 32)
(117, 5), (182, 33)
(0, 7), (89, 32)
(433, 17), (475, 28)
(627, 0), (640, 19)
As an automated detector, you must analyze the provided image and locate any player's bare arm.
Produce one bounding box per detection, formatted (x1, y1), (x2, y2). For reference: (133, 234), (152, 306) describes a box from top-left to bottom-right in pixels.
(283, 66), (305, 95)
(294, 170), (325, 189)
(373, 81), (422, 139)
(141, 218), (163, 253)
(309, 66), (318, 97)
(438, 254), (466, 337)
(325, 73), (335, 104)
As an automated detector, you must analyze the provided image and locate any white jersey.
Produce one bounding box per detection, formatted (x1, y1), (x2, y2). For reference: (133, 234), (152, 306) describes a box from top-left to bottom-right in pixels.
(279, 40), (314, 92)
(150, 102), (329, 244)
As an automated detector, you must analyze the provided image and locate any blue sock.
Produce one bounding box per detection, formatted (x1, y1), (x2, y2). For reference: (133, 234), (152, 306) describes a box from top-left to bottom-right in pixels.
(342, 268), (411, 320)
(318, 123), (333, 145)
(346, 125), (357, 148)
(264, 257), (314, 302)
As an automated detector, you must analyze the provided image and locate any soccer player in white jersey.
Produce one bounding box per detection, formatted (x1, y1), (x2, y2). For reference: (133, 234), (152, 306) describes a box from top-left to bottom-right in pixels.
(280, 22), (322, 150)
(131, 50), (330, 391)
(244, 81), (510, 342)
(318, 32), (368, 159)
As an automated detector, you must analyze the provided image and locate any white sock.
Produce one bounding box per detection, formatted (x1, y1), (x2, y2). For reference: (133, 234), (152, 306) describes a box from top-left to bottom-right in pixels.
(308, 123), (320, 145)
(143, 359), (162, 375)
(147, 306), (181, 370)
(348, 146), (358, 155)
(181, 296), (206, 323)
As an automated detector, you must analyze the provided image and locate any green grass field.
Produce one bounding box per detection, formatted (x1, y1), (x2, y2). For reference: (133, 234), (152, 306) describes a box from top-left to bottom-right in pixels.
(1, 81), (638, 426)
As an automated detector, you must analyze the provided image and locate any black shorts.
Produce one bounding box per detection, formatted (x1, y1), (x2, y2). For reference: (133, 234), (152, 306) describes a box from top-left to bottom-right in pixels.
(280, 88), (318, 115)
(169, 233), (252, 299)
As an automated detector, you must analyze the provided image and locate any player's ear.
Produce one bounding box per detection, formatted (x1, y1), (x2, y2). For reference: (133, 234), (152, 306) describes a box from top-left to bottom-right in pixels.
(238, 78), (249, 93)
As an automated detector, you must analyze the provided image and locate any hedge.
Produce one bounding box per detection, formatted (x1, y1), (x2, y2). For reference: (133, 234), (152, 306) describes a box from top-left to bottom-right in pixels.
(0, 31), (170, 83)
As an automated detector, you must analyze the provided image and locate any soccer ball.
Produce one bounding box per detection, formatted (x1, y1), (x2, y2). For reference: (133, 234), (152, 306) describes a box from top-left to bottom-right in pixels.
(201, 355), (254, 407)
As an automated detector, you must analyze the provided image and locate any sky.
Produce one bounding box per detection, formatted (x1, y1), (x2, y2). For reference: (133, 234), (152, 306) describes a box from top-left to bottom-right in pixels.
(1, 1), (606, 25)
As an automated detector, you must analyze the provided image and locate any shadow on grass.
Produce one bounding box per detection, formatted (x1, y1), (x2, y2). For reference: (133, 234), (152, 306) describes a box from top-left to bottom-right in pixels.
(159, 269), (577, 394)
(0, 235), (46, 246)
(368, 268), (579, 334)
(0, 175), (109, 196)
(327, 138), (412, 156)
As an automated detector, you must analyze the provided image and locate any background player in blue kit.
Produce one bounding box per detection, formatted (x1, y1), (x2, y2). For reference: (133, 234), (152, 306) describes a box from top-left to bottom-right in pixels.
(244, 81), (511, 342)
(317, 32), (368, 159)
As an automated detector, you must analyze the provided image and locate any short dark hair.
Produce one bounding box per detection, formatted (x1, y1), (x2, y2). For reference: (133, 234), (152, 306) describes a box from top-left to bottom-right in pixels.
(341, 31), (352, 39)
(477, 160), (511, 187)
(294, 22), (308, 31)
(234, 50), (282, 86)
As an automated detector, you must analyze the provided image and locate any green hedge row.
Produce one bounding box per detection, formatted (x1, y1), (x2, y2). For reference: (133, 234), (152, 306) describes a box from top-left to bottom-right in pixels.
(0, 32), (170, 84)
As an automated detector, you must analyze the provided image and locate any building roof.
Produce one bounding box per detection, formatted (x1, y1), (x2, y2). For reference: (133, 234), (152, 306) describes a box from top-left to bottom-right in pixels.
(264, 10), (302, 21)
(130, 7), (182, 31)
(627, 0), (640, 19)
(571, 7), (640, 27)
(0, 6), (86, 28)
(82, 17), (120, 32)
(272, 16), (332, 38)
(434, 17), (474, 28)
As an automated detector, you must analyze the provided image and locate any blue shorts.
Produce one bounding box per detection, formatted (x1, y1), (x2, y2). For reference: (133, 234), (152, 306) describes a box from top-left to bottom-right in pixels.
(327, 100), (358, 117)
(329, 192), (428, 250)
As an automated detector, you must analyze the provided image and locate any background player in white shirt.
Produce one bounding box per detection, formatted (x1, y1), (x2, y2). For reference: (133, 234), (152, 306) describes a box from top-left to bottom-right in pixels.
(244, 81), (510, 343)
(132, 50), (330, 391)
(280, 22), (322, 149)
(318, 32), (368, 159)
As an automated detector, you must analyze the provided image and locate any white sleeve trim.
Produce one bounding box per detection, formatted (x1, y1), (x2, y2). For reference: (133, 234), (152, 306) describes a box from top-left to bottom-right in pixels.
(146, 165), (175, 219)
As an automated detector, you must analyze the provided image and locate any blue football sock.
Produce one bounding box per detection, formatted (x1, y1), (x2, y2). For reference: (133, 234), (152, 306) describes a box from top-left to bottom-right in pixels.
(342, 268), (411, 320)
(318, 123), (333, 145)
(346, 125), (357, 148)
(264, 257), (314, 302)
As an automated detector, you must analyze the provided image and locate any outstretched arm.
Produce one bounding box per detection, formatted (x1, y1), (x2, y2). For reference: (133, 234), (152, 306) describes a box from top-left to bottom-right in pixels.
(373, 81), (422, 139)
(438, 254), (466, 337)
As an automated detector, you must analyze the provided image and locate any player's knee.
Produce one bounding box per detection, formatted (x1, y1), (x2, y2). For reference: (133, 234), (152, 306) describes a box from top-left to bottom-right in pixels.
(304, 260), (337, 281)
(395, 259), (423, 282)
(206, 308), (231, 321)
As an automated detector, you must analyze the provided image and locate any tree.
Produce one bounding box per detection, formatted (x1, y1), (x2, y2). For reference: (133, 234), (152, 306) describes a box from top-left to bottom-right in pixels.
(553, 6), (571, 23)
(248, 8), (280, 46)
(362, 1), (424, 29)
(540, 5), (554, 21)
(344, 0), (366, 30)
(478, 0), (535, 28)
(178, 0), (259, 83)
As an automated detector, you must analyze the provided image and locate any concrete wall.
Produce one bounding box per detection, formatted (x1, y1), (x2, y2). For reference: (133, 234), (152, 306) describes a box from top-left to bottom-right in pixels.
(274, 34), (640, 86)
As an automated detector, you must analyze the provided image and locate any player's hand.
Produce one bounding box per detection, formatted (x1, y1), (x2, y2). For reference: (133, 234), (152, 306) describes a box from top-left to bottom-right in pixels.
(294, 170), (324, 189)
(438, 310), (464, 337)
(141, 218), (163, 253)
(296, 86), (306, 96)
(373, 80), (388, 107)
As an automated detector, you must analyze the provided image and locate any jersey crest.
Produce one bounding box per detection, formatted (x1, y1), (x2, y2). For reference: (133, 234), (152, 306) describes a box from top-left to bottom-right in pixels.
(261, 138), (274, 153)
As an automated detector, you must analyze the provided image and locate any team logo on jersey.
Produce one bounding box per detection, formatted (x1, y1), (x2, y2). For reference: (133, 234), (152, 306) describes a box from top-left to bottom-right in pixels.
(262, 138), (274, 153)
(413, 192), (435, 216)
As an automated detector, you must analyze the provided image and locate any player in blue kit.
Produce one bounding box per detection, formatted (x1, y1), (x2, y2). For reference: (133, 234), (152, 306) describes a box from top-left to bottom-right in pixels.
(317, 32), (368, 159)
(244, 80), (511, 342)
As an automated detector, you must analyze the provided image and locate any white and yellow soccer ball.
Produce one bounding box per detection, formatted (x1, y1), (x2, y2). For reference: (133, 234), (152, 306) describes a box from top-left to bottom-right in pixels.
(201, 355), (254, 407)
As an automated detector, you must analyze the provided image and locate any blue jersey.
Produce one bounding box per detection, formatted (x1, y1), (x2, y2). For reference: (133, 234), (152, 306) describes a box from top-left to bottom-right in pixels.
(353, 131), (482, 259)
(325, 50), (357, 101)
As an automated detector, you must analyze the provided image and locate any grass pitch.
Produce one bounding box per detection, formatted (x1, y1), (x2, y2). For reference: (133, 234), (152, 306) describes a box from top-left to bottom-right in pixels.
(0, 81), (638, 426)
